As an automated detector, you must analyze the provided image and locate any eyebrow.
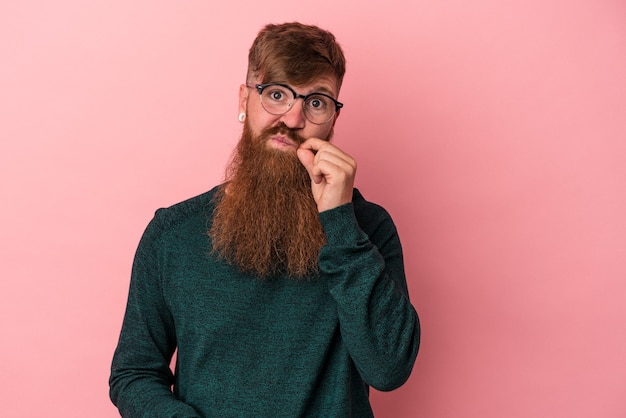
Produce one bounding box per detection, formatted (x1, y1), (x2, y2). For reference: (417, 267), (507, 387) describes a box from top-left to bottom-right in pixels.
(308, 85), (336, 97)
(275, 81), (336, 98)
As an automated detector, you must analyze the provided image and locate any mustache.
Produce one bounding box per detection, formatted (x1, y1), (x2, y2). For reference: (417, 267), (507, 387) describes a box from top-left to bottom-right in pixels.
(259, 123), (306, 145)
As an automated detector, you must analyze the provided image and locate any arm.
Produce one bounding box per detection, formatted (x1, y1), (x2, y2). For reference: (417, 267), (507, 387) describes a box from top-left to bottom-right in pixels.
(319, 200), (420, 391)
(109, 213), (202, 417)
(298, 138), (419, 390)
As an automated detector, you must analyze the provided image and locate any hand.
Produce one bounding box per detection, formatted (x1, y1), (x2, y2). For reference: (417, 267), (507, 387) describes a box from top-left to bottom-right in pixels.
(297, 138), (357, 212)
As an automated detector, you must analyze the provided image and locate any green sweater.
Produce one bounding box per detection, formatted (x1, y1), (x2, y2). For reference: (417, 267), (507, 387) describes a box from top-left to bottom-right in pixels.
(110, 187), (420, 417)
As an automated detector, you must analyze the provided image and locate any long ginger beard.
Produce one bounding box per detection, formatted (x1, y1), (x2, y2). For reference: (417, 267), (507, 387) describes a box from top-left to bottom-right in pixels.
(209, 122), (326, 278)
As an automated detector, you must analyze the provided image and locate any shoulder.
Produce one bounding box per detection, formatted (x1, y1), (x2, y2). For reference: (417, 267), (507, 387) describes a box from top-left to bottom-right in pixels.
(351, 188), (400, 246)
(352, 188), (395, 226)
(143, 186), (222, 242)
(156, 186), (220, 222)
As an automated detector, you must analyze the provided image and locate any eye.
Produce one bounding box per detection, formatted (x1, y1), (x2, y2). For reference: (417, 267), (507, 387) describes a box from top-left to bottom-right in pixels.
(270, 90), (284, 101)
(307, 95), (329, 110)
(263, 86), (290, 104)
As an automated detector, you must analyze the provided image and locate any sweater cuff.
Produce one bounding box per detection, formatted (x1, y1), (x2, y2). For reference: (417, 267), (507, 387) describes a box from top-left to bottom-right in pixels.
(319, 203), (364, 246)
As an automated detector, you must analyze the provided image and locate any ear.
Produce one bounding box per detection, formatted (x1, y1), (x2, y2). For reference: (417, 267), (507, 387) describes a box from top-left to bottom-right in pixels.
(238, 84), (249, 115)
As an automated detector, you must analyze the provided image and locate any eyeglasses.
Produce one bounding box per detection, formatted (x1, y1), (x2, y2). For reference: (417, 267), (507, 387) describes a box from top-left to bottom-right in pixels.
(248, 83), (343, 125)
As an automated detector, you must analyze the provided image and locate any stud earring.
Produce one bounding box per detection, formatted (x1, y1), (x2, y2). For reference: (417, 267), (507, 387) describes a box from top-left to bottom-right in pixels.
(238, 112), (246, 122)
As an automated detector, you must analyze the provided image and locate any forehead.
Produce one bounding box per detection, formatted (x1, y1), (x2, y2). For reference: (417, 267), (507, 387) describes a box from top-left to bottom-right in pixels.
(291, 75), (340, 97)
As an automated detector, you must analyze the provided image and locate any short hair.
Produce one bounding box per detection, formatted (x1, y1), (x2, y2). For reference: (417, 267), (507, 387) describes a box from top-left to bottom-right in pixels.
(247, 22), (346, 91)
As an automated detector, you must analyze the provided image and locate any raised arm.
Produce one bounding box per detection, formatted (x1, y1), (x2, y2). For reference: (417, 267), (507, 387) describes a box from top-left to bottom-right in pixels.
(319, 197), (420, 390)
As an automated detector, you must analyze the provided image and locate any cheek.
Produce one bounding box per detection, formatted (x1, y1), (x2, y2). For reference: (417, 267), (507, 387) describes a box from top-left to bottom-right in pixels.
(247, 113), (279, 136)
(306, 124), (334, 141)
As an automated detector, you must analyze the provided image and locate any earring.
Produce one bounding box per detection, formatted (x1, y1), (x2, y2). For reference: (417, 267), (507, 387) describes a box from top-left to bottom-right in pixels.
(238, 112), (246, 122)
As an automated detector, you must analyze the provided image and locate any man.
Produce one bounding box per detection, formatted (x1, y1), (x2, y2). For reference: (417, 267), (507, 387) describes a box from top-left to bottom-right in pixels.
(110, 22), (420, 417)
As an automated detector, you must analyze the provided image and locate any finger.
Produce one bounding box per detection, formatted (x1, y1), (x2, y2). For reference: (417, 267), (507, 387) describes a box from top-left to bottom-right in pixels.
(296, 147), (323, 184)
(300, 139), (353, 167)
(314, 147), (357, 179)
(299, 137), (327, 153)
(313, 149), (355, 171)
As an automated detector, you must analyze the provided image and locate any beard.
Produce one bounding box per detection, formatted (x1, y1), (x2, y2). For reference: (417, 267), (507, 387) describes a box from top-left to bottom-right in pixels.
(209, 121), (326, 278)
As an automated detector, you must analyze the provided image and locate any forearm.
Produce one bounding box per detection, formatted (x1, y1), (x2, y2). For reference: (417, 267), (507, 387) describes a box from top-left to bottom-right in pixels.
(110, 292), (201, 417)
(110, 367), (201, 417)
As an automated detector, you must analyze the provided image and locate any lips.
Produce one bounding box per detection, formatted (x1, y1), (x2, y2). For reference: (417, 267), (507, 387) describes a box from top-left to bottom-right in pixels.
(270, 135), (297, 147)
(261, 123), (305, 146)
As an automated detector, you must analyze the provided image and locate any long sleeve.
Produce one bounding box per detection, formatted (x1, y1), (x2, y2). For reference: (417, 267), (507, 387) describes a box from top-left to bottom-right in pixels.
(109, 212), (202, 417)
(110, 188), (418, 416)
(318, 196), (420, 391)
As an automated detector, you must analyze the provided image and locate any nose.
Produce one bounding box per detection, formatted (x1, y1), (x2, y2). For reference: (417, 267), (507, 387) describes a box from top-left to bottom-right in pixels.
(279, 98), (306, 129)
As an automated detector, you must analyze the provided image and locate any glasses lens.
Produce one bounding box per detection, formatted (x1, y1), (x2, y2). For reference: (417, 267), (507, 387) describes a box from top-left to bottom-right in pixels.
(258, 84), (338, 124)
(304, 95), (336, 124)
(260, 85), (293, 115)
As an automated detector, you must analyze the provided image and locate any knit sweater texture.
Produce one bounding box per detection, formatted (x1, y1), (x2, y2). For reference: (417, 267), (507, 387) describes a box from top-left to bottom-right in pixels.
(110, 187), (420, 417)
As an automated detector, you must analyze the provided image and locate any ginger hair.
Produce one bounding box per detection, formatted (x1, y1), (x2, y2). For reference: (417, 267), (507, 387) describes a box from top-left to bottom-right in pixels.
(246, 22), (346, 90)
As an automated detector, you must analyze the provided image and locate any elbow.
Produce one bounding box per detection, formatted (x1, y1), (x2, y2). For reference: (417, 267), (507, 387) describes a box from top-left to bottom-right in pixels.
(368, 349), (419, 392)
(367, 319), (421, 391)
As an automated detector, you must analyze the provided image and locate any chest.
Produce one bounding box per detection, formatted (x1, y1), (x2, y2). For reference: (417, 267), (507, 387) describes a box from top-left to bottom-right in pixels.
(160, 239), (338, 350)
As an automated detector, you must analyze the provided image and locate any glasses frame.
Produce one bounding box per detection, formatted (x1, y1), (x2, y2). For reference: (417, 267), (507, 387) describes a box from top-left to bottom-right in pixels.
(249, 83), (343, 125)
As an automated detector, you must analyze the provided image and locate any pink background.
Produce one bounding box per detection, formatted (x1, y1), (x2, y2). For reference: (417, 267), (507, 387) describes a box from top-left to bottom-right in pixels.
(1, 1), (625, 417)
